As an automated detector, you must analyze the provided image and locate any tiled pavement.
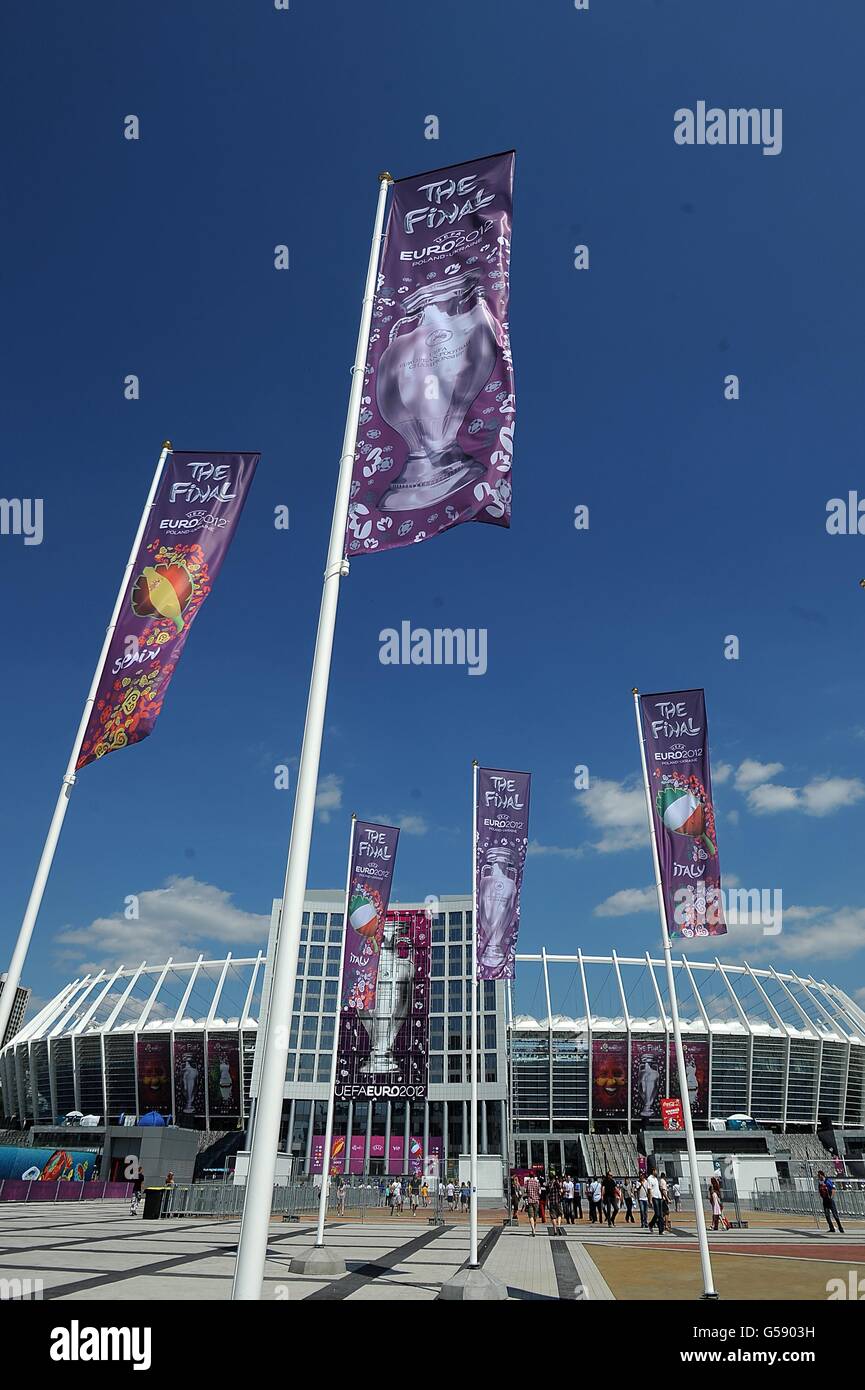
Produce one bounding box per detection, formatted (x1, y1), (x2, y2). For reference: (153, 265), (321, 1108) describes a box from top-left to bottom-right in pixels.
(0, 1201), (612, 1301)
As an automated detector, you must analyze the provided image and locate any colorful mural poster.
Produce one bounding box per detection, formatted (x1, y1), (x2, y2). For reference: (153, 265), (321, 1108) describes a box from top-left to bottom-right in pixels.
(592, 1038), (628, 1118)
(206, 1035), (240, 1118)
(136, 1035), (171, 1115)
(173, 1034), (205, 1124)
(631, 1038), (668, 1122)
(669, 1040), (710, 1120)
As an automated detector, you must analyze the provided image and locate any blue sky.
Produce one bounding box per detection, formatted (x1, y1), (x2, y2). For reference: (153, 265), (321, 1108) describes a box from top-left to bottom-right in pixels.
(2, 0), (864, 1019)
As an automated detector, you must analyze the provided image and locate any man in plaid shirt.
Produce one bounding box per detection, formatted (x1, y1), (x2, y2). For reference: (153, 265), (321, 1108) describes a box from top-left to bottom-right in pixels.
(524, 1172), (541, 1236)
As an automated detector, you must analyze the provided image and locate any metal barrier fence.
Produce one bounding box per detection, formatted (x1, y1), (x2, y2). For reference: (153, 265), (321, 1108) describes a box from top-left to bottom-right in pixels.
(752, 1177), (865, 1224)
(0, 1179), (133, 1203)
(162, 1174), (446, 1222)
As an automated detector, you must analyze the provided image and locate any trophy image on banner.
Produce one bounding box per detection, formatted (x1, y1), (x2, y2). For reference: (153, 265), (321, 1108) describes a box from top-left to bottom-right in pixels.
(477, 845), (519, 973)
(359, 917), (414, 1073)
(377, 273), (497, 511)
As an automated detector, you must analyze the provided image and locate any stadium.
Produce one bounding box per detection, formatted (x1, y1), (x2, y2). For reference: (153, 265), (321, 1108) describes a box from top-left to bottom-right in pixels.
(2, 893), (865, 1184)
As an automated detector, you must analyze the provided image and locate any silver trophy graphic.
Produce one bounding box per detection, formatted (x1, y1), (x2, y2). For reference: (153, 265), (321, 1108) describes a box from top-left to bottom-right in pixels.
(376, 272), (497, 511)
(360, 918), (414, 1073)
(477, 845), (519, 973)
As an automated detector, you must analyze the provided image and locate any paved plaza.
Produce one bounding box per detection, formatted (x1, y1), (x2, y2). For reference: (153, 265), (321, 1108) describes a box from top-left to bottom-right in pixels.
(1, 1201), (864, 1301)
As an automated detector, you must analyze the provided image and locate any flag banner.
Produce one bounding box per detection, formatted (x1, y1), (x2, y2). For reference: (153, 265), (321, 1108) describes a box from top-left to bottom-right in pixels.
(335, 909), (430, 1101)
(475, 766), (531, 979)
(345, 151), (515, 556)
(77, 451), (259, 768)
(639, 689), (727, 938)
(661, 1098), (684, 1131)
(340, 820), (400, 1012)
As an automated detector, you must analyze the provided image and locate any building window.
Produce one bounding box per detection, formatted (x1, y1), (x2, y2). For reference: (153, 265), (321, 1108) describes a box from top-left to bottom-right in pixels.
(317, 1055), (331, 1082)
(430, 1055), (444, 1084)
(430, 981), (445, 1012)
(311, 927), (326, 943)
(483, 981), (496, 1010)
(330, 913), (344, 927)
(323, 979), (338, 1001)
(431, 947), (445, 977)
(325, 949), (340, 976)
(466, 910), (472, 926)
(484, 1017), (497, 1048)
(304, 982), (322, 1011)
(448, 1054), (462, 1083)
(448, 946), (462, 976)
(448, 922), (462, 941)
(301, 913), (310, 926)
(448, 981), (462, 1013)
(308, 946), (324, 976)
(430, 1018), (444, 1049)
(298, 1054), (315, 1081)
(432, 924), (445, 944)
(448, 912), (463, 926)
(301, 1020), (318, 1049)
(312, 913), (328, 927)
(448, 1019), (463, 1050)
(485, 1054), (497, 1083)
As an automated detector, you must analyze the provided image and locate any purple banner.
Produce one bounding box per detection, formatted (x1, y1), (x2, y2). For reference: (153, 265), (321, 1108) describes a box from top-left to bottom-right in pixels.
(631, 1039), (667, 1122)
(388, 1136), (405, 1173)
(345, 152), (515, 557)
(370, 1135), (386, 1160)
(669, 1040), (710, 1120)
(136, 1036), (171, 1116)
(409, 1136), (424, 1175)
(77, 451), (259, 768)
(475, 767), (531, 980)
(341, 821), (400, 1012)
(173, 1034), (205, 1124)
(207, 1035), (240, 1118)
(639, 689), (727, 939)
(335, 910), (430, 1100)
(349, 1137), (367, 1174)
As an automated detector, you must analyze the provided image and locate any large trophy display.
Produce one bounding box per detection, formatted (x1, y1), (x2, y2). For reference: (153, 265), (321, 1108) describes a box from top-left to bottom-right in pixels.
(477, 845), (519, 975)
(359, 916), (415, 1074)
(376, 273), (497, 511)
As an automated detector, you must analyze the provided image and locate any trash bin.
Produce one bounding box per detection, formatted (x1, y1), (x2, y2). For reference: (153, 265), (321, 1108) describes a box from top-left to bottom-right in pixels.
(142, 1187), (166, 1220)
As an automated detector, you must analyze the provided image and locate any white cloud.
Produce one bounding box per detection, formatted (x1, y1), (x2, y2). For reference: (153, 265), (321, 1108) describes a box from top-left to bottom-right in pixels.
(800, 777), (865, 817)
(747, 783), (800, 814)
(593, 886), (656, 917)
(370, 812), (428, 836)
(53, 876), (270, 974)
(713, 762), (734, 785)
(315, 773), (343, 823)
(577, 777), (647, 853)
(745, 775), (865, 818)
(527, 841), (583, 860)
(734, 759), (784, 791)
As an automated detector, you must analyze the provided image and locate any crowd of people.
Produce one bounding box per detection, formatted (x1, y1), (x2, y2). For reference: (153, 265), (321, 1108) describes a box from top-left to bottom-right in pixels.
(509, 1170), (687, 1236)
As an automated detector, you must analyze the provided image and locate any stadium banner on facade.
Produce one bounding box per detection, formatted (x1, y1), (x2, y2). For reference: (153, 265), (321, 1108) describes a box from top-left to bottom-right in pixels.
(173, 1034), (206, 1124)
(592, 1038), (628, 1118)
(661, 1098), (684, 1131)
(638, 689), (727, 939)
(475, 767), (531, 980)
(409, 1135), (424, 1174)
(206, 1035), (240, 1118)
(335, 909), (430, 1101)
(345, 152), (515, 558)
(388, 1135), (405, 1172)
(349, 1137), (366, 1174)
(340, 821), (400, 1012)
(631, 1038), (667, 1122)
(77, 451), (259, 768)
(669, 1039), (710, 1120)
(0, 1146), (99, 1182)
(136, 1036), (171, 1115)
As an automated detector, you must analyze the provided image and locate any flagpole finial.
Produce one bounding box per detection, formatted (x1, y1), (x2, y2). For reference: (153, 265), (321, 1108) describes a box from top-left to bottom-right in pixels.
(162, 440), (172, 450)
(379, 171), (394, 184)
(632, 687), (639, 695)
(472, 759), (479, 767)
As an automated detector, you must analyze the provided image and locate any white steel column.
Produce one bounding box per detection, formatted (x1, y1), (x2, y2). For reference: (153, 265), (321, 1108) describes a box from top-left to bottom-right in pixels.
(231, 175), (392, 1300)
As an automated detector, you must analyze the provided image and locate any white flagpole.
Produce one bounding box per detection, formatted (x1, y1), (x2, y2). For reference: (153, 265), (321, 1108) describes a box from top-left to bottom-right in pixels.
(313, 813), (356, 1249)
(632, 688), (719, 1299)
(469, 760), (480, 1266)
(0, 441), (172, 1050)
(231, 173), (392, 1300)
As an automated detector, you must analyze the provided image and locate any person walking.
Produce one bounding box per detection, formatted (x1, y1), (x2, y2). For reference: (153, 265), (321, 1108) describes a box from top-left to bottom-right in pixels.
(623, 1178), (635, 1223)
(510, 1175), (522, 1222)
(602, 1170), (618, 1227)
(638, 1175), (649, 1228)
(336, 1177), (347, 1216)
(446, 1179), (455, 1211)
(817, 1170), (845, 1234)
(538, 1174), (548, 1225)
(548, 1174), (565, 1233)
(562, 1174), (575, 1224)
(647, 1170), (665, 1234)
(671, 1179), (681, 1213)
(130, 1169), (145, 1215)
(524, 1171), (541, 1236)
(709, 1177), (724, 1232)
(659, 1174), (670, 1231)
(573, 1177), (583, 1219)
(421, 1179), (429, 1208)
(410, 1182), (419, 1215)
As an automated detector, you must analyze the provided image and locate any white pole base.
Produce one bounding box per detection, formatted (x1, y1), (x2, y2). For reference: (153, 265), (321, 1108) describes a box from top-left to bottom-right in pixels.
(288, 1244), (347, 1278)
(437, 1266), (508, 1301)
